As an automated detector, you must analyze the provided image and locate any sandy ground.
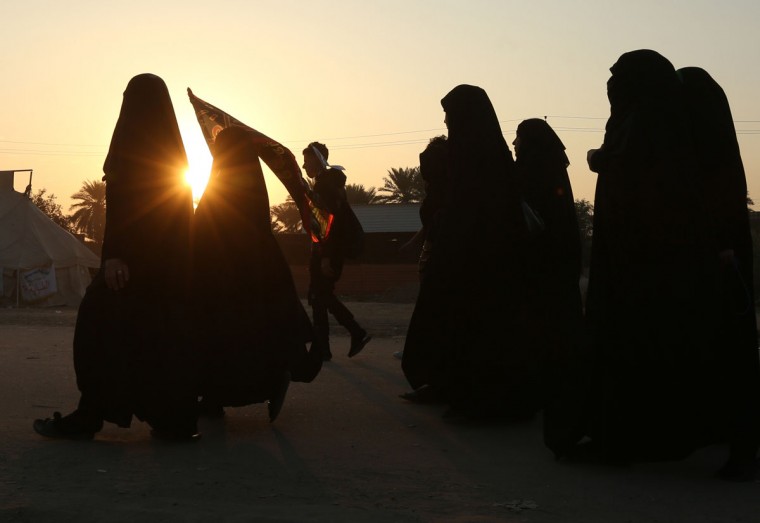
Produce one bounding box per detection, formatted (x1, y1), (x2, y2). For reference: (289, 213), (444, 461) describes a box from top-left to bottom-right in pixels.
(1, 303), (758, 523)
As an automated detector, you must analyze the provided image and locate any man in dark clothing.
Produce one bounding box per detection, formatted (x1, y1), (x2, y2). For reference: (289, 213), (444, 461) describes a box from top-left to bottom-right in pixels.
(302, 142), (370, 361)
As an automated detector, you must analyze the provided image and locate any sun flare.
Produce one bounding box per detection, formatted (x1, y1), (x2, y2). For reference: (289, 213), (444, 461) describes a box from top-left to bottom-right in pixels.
(185, 164), (211, 203)
(183, 146), (213, 203)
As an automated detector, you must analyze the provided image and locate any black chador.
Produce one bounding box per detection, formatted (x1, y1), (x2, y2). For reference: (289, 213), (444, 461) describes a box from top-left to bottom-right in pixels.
(34, 74), (198, 440)
(193, 126), (321, 420)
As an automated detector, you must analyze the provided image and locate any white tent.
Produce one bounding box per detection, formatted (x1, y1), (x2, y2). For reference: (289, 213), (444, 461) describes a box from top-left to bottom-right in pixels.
(0, 170), (100, 307)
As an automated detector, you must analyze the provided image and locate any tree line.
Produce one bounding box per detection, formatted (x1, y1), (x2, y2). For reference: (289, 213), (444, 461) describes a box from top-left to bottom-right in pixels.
(31, 167), (595, 244)
(31, 181), (106, 244)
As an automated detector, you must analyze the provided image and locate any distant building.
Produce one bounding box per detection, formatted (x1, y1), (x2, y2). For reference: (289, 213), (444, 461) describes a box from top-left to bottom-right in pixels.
(277, 203), (421, 265)
(352, 203), (421, 234)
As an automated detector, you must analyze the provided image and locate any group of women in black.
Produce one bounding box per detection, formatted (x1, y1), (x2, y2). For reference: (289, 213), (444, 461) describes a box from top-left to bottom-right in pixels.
(33, 49), (759, 481)
(401, 50), (759, 481)
(33, 74), (321, 442)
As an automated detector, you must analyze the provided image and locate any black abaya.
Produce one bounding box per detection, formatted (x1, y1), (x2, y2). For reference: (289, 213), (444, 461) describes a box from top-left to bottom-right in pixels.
(403, 85), (535, 418)
(678, 66), (760, 473)
(582, 50), (722, 462)
(193, 126), (320, 408)
(74, 73), (197, 433)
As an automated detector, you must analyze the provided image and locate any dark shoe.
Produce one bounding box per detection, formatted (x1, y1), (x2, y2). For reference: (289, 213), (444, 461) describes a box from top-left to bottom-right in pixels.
(150, 429), (201, 442)
(268, 371), (291, 422)
(33, 411), (102, 440)
(198, 399), (225, 419)
(348, 330), (371, 358)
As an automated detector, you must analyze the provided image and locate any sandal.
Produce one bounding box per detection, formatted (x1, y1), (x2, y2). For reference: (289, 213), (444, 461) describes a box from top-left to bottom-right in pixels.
(33, 411), (101, 440)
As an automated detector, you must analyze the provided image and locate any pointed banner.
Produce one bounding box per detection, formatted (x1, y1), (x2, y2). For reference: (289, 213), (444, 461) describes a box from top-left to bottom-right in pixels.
(187, 88), (333, 242)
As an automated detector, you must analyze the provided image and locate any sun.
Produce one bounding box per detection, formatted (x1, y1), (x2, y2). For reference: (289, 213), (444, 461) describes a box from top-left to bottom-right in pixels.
(178, 115), (214, 203)
(184, 146), (213, 203)
(185, 163), (211, 203)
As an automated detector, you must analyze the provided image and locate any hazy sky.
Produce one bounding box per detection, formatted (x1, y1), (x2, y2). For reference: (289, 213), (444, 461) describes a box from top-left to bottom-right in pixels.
(2, 0), (759, 210)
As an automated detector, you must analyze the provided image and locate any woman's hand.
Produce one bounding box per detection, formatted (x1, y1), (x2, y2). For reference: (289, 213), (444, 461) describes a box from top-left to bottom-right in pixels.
(104, 258), (130, 291)
(586, 148), (599, 166)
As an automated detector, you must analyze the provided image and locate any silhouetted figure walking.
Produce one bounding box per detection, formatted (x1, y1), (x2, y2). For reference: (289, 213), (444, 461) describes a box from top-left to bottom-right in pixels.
(513, 119), (585, 450)
(403, 85), (536, 419)
(679, 66), (760, 481)
(33, 74), (199, 441)
(576, 50), (722, 464)
(303, 142), (370, 361)
(400, 136), (450, 398)
(193, 127), (322, 421)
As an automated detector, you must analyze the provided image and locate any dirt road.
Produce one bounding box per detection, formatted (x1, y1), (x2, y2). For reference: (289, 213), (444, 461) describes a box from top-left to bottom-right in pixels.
(1, 304), (757, 522)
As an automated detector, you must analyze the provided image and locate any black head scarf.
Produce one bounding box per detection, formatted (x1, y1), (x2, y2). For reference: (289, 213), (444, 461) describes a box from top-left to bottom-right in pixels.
(100, 74), (192, 275)
(601, 50), (683, 165)
(202, 126), (271, 244)
(440, 84), (514, 188)
(607, 49), (678, 117)
(212, 126), (267, 196)
(516, 118), (569, 168)
(419, 135), (448, 185)
(677, 67), (743, 175)
(678, 66), (750, 256)
(515, 119), (579, 271)
(103, 73), (188, 182)
(439, 84), (525, 255)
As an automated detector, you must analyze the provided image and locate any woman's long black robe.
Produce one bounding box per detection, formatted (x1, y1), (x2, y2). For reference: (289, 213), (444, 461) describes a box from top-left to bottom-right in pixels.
(403, 85), (535, 418)
(73, 74), (197, 431)
(583, 51), (722, 462)
(514, 119), (585, 451)
(193, 127), (320, 408)
(679, 66), (760, 470)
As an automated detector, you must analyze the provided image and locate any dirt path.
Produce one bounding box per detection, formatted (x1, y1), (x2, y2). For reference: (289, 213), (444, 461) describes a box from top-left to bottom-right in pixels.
(0, 305), (758, 522)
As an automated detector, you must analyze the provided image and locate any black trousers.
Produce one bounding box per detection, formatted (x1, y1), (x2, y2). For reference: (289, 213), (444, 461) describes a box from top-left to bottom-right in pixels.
(308, 254), (361, 346)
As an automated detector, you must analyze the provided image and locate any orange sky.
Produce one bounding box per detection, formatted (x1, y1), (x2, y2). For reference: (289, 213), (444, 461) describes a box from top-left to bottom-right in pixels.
(2, 1), (759, 210)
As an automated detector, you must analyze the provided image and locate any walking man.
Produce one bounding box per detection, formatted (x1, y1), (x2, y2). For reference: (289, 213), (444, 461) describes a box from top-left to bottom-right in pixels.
(302, 142), (371, 361)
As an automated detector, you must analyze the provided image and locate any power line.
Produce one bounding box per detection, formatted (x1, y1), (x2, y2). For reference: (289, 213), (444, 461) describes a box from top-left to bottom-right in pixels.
(0, 140), (102, 148)
(545, 115), (608, 120)
(0, 149), (103, 157)
(2, 114), (759, 157)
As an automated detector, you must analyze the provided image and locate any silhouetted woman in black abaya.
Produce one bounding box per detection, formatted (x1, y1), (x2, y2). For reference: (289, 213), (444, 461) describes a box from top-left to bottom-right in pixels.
(400, 135), (450, 400)
(193, 126), (321, 422)
(403, 85), (535, 419)
(578, 50), (722, 464)
(679, 66), (760, 480)
(513, 118), (584, 451)
(34, 73), (198, 440)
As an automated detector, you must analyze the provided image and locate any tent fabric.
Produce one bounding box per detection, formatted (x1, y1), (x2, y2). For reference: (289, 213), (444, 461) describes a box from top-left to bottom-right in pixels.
(0, 185), (100, 306)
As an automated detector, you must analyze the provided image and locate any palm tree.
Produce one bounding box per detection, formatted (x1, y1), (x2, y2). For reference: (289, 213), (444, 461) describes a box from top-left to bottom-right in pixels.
(69, 180), (106, 244)
(270, 196), (303, 233)
(375, 167), (425, 203)
(346, 183), (378, 205)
